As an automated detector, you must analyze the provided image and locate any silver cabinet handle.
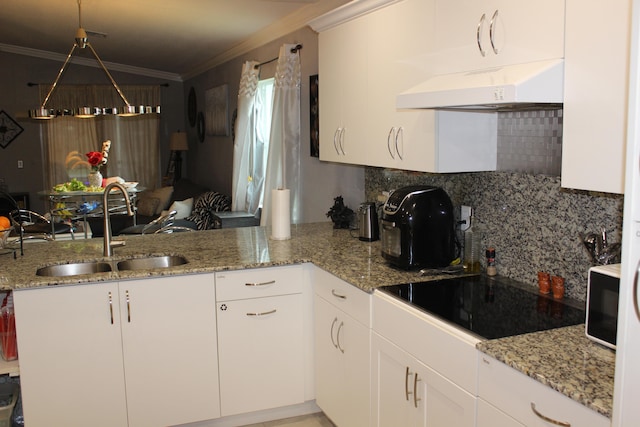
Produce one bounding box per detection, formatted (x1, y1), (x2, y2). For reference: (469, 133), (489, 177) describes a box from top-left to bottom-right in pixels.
(246, 309), (277, 316)
(336, 321), (345, 353)
(330, 317), (338, 349)
(634, 260), (640, 321)
(339, 128), (346, 155)
(333, 128), (341, 155)
(477, 13), (487, 57)
(489, 9), (499, 54)
(530, 403), (571, 427)
(387, 127), (396, 159)
(126, 290), (131, 323)
(405, 367), (413, 401)
(245, 280), (276, 287)
(331, 289), (347, 299)
(108, 291), (114, 324)
(413, 373), (421, 408)
(395, 127), (404, 160)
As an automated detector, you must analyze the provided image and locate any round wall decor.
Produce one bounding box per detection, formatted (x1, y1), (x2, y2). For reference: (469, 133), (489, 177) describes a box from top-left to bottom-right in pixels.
(188, 87), (197, 127)
(197, 112), (205, 142)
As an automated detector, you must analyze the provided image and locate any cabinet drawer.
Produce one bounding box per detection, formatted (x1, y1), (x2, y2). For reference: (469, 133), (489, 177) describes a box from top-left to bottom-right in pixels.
(478, 353), (610, 427)
(314, 267), (371, 327)
(215, 265), (303, 301)
(373, 291), (479, 394)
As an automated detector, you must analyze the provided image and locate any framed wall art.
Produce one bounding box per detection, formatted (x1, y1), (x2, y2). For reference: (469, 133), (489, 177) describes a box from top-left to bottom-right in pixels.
(205, 84), (229, 136)
(0, 110), (24, 149)
(310, 75), (319, 158)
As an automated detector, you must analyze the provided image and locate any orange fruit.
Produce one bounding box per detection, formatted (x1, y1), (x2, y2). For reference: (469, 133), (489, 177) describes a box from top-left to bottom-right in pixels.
(0, 216), (10, 230)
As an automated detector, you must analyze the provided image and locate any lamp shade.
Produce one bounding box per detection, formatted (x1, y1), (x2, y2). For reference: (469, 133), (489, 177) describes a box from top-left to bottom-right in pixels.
(169, 131), (189, 151)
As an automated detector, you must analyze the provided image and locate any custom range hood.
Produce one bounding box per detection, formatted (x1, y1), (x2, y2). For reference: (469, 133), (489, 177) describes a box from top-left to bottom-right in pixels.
(397, 59), (564, 111)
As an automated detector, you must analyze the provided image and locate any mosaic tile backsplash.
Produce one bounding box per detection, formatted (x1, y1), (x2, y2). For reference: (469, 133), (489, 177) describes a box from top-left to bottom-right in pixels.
(365, 110), (623, 302)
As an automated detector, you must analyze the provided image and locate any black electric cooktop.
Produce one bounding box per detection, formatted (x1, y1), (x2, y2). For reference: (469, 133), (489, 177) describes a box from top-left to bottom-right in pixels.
(378, 275), (585, 340)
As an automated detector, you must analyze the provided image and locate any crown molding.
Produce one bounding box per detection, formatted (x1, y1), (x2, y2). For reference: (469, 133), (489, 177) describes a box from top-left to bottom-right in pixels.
(182, 0), (350, 80)
(307, 0), (399, 32)
(0, 43), (183, 82)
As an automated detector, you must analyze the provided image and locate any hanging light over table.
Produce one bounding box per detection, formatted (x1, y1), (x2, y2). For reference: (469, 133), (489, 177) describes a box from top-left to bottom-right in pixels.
(29, 0), (160, 120)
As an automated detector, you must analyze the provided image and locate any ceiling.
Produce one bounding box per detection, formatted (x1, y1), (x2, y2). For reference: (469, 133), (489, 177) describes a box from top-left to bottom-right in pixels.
(0, 0), (349, 81)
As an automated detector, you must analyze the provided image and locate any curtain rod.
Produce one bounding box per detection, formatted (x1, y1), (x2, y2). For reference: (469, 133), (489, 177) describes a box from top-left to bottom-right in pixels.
(255, 44), (303, 69)
(27, 82), (170, 87)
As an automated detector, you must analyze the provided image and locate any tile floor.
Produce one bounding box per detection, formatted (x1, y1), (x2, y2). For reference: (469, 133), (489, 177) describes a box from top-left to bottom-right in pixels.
(242, 412), (335, 427)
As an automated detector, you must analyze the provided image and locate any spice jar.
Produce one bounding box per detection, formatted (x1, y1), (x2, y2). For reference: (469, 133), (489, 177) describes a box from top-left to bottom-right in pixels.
(486, 247), (497, 276)
(538, 271), (551, 294)
(551, 275), (565, 299)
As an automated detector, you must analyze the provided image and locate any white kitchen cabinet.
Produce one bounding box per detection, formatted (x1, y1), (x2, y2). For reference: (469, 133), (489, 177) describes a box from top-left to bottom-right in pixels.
(215, 265), (307, 417)
(314, 268), (371, 427)
(477, 399), (524, 427)
(13, 275), (220, 427)
(477, 353), (610, 427)
(371, 291), (478, 427)
(318, 17), (369, 165)
(314, 0), (498, 173)
(372, 332), (476, 427)
(433, 0), (565, 74)
(561, 0), (630, 194)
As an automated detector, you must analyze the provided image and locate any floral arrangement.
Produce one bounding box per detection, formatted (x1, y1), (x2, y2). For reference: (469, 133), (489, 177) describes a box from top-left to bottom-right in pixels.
(86, 140), (111, 172)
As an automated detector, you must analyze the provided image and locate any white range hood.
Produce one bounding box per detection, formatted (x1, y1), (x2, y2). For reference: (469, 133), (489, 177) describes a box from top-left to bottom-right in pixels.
(397, 59), (564, 110)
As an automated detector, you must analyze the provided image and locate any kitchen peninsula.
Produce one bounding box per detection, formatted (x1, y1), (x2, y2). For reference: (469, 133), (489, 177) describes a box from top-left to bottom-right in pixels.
(0, 222), (614, 426)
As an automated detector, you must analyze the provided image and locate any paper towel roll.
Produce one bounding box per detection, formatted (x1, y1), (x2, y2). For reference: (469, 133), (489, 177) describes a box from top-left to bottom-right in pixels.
(271, 188), (291, 240)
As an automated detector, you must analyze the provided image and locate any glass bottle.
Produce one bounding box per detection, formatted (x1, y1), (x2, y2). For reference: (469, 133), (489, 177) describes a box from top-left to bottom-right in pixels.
(463, 214), (481, 273)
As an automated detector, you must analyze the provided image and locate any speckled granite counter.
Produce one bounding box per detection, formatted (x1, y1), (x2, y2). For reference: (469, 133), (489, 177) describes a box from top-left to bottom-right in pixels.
(477, 325), (615, 418)
(0, 222), (444, 290)
(0, 222), (614, 418)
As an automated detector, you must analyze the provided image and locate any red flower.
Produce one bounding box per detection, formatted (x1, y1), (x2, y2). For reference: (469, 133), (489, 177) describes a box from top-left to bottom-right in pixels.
(86, 151), (103, 168)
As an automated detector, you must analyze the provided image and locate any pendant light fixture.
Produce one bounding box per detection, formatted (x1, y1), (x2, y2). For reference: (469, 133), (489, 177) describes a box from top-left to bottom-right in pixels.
(29, 0), (160, 119)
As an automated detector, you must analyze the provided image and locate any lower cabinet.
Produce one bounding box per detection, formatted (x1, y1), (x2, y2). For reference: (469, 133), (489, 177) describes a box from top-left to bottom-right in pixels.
(477, 353), (611, 427)
(215, 265), (307, 417)
(314, 267), (371, 427)
(13, 275), (220, 427)
(372, 333), (476, 427)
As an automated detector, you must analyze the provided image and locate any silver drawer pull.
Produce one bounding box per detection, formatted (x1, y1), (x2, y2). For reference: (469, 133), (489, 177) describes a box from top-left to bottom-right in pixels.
(405, 367), (413, 401)
(245, 280), (276, 287)
(246, 309), (277, 317)
(108, 291), (114, 324)
(330, 317), (339, 348)
(530, 403), (571, 427)
(331, 289), (347, 299)
(413, 373), (421, 408)
(489, 9), (500, 54)
(477, 13), (487, 57)
(336, 321), (345, 353)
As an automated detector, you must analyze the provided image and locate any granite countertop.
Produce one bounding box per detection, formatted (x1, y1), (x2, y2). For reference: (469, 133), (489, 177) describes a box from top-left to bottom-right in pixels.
(477, 325), (615, 418)
(0, 222), (447, 290)
(0, 222), (614, 417)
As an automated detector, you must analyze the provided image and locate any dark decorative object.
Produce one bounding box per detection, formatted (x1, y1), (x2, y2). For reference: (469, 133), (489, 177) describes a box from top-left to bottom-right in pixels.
(0, 111), (24, 149)
(310, 74), (319, 157)
(197, 112), (205, 142)
(231, 108), (238, 141)
(188, 87), (197, 127)
(326, 196), (354, 229)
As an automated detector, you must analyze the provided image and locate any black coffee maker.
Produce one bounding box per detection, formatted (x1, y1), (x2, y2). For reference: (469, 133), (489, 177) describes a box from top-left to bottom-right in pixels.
(380, 185), (455, 270)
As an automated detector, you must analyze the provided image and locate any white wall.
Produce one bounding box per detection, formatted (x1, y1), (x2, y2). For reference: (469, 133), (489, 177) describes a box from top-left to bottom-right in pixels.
(183, 26), (364, 223)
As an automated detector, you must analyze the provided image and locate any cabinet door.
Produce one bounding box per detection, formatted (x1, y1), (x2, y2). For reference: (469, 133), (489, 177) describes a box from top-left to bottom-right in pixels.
(477, 399), (524, 427)
(318, 18), (369, 165)
(372, 333), (476, 427)
(14, 283), (128, 427)
(561, 0), (629, 194)
(434, 0), (565, 74)
(120, 275), (220, 427)
(315, 296), (370, 427)
(367, 0), (440, 172)
(217, 293), (305, 416)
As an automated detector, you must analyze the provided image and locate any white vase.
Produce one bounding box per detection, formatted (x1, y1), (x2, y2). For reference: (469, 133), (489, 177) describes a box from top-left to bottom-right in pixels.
(88, 171), (103, 188)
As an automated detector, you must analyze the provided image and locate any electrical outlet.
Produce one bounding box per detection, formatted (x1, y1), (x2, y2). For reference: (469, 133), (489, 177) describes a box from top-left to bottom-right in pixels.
(17, 160), (23, 169)
(460, 206), (472, 231)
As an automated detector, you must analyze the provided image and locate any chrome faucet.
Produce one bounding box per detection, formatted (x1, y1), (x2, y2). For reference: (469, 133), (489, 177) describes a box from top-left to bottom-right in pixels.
(103, 182), (134, 257)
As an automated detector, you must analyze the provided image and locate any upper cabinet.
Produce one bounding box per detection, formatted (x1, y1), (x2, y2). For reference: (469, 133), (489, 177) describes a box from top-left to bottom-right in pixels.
(432, 0), (565, 74)
(561, 0), (630, 194)
(313, 0), (498, 173)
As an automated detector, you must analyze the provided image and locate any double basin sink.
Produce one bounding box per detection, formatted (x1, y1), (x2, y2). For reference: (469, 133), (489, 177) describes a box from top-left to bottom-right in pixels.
(36, 255), (188, 277)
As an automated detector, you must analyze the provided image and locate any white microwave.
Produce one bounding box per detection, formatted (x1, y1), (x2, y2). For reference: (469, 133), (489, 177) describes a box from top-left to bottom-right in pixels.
(585, 263), (620, 350)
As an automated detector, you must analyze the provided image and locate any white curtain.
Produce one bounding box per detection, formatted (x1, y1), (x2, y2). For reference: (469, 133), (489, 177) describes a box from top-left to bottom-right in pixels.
(260, 44), (301, 227)
(42, 85), (161, 189)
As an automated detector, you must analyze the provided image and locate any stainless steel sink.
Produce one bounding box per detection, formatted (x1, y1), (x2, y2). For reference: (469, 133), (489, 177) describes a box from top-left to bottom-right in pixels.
(116, 255), (188, 271)
(36, 261), (113, 277)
